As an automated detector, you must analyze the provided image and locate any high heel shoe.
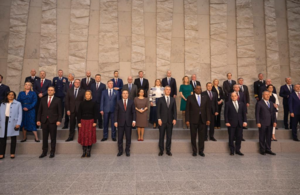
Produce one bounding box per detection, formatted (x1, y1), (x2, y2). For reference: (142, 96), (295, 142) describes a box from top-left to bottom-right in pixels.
(10, 155), (15, 159)
(0, 156), (4, 160)
(141, 138), (144, 141)
(20, 139), (27, 142)
(35, 139), (40, 142)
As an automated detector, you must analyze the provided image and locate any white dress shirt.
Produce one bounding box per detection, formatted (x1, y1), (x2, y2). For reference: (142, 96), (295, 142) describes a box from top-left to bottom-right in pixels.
(5, 102), (11, 117)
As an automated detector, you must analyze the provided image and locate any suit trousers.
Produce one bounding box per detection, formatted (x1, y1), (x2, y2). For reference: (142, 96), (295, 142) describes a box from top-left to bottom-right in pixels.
(42, 119), (57, 154)
(206, 113), (215, 138)
(159, 123), (173, 152)
(228, 126), (242, 153)
(64, 110), (69, 127)
(259, 125), (272, 152)
(69, 112), (78, 138)
(291, 114), (300, 139)
(118, 125), (132, 152)
(190, 115), (205, 153)
(96, 103), (103, 128)
(0, 117), (17, 156)
(36, 98), (41, 127)
(283, 102), (292, 128)
(215, 103), (223, 127)
(103, 112), (116, 139)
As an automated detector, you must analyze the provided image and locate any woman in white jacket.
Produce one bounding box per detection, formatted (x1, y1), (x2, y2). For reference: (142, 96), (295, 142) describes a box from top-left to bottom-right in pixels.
(267, 85), (279, 141)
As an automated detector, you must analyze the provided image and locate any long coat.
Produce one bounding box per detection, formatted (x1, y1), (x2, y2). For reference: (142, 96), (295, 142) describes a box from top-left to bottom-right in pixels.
(0, 100), (22, 137)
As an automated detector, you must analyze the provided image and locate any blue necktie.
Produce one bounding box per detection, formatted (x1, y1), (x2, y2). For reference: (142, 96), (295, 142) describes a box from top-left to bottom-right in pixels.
(267, 101), (270, 108)
(197, 95), (200, 106)
(140, 78), (143, 86)
(74, 89), (78, 98)
(168, 78), (170, 85)
(129, 84), (131, 92)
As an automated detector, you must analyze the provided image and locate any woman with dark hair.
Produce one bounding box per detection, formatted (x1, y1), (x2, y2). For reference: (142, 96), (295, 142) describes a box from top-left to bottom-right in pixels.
(134, 89), (149, 141)
(0, 91), (22, 159)
(212, 79), (224, 129)
(17, 82), (39, 142)
(77, 90), (97, 158)
(267, 84), (279, 141)
(149, 79), (164, 128)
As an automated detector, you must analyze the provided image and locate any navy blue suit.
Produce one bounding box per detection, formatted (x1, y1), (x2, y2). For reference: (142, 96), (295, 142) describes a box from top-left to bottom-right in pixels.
(90, 82), (106, 128)
(53, 77), (68, 120)
(0, 84), (10, 103)
(289, 92), (300, 139)
(162, 77), (177, 97)
(81, 78), (95, 90)
(111, 78), (123, 98)
(25, 76), (40, 86)
(279, 84), (294, 129)
(100, 89), (119, 139)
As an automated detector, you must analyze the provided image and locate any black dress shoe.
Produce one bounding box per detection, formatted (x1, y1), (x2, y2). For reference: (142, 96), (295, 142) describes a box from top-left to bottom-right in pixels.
(62, 126), (68, 129)
(199, 152), (205, 157)
(242, 138), (245, 141)
(21, 139), (27, 142)
(65, 137), (73, 142)
(158, 151), (163, 156)
(192, 152), (197, 156)
(230, 152), (234, 156)
(285, 127), (289, 130)
(236, 151), (244, 156)
(49, 153), (55, 158)
(126, 151), (130, 157)
(166, 151), (172, 156)
(34, 139), (40, 142)
(210, 137), (217, 141)
(265, 151), (276, 155)
(243, 127), (248, 129)
(204, 138), (208, 141)
(39, 153), (47, 158)
(101, 138), (107, 142)
(260, 152), (266, 155)
(98, 126), (103, 129)
(293, 138), (300, 141)
(112, 138), (117, 142)
(117, 152), (123, 156)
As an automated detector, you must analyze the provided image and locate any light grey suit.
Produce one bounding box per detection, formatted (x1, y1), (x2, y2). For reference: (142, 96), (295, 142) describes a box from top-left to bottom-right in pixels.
(122, 83), (138, 100)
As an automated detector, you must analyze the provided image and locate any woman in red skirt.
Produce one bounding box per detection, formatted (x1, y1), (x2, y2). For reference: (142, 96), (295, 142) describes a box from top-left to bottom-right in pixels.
(78, 90), (97, 158)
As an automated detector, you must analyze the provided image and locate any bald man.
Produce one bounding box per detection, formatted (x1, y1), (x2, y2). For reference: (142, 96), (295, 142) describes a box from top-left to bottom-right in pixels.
(25, 69), (40, 86)
(258, 79), (277, 100)
(122, 76), (138, 100)
(81, 71), (95, 90)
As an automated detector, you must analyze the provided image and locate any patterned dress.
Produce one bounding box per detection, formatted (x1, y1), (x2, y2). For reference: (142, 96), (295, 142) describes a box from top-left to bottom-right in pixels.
(149, 86), (164, 124)
(17, 91), (37, 131)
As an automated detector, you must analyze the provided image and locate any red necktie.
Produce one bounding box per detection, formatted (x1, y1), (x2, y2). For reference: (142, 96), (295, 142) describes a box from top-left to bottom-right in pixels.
(237, 93), (240, 101)
(69, 82), (72, 89)
(86, 78), (89, 85)
(48, 96), (52, 108)
(124, 99), (127, 111)
(41, 79), (43, 87)
(115, 79), (118, 85)
(96, 83), (99, 90)
(298, 92), (300, 100)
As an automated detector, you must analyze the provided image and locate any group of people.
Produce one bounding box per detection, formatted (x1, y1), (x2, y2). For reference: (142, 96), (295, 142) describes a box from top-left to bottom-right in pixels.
(0, 69), (299, 159)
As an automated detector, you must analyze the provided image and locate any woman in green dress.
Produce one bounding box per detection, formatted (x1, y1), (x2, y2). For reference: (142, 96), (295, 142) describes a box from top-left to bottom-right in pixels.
(179, 76), (193, 129)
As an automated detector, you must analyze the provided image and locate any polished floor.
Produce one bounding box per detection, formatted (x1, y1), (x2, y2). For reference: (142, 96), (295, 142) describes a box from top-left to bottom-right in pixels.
(0, 153), (300, 195)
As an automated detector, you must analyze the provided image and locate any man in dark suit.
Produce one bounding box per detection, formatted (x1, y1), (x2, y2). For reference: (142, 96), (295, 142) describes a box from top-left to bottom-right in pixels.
(65, 79), (85, 141)
(256, 91), (277, 155)
(238, 78), (250, 107)
(190, 74), (201, 90)
(162, 70), (177, 98)
(114, 90), (136, 157)
(100, 80), (120, 141)
(258, 79), (277, 100)
(279, 77), (293, 129)
(134, 71), (149, 97)
(0, 74), (10, 103)
(122, 76), (138, 100)
(33, 71), (52, 127)
(202, 82), (218, 141)
(24, 69), (40, 86)
(111, 70), (123, 98)
(225, 92), (247, 156)
(186, 85), (210, 157)
(253, 73), (265, 101)
(223, 73), (236, 102)
(80, 71), (95, 90)
(157, 86), (177, 156)
(62, 73), (75, 129)
(289, 84), (300, 141)
(37, 86), (62, 158)
(90, 74), (106, 128)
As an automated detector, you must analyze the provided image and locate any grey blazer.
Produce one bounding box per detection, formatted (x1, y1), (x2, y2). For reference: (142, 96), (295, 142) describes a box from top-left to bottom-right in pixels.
(122, 84), (138, 100)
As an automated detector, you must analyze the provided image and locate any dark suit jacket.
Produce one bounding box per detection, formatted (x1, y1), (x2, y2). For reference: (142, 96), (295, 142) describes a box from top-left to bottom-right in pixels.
(185, 94), (211, 124)
(33, 79), (52, 97)
(254, 80), (265, 98)
(255, 100), (276, 126)
(157, 96), (177, 124)
(134, 78), (149, 97)
(90, 82), (106, 104)
(279, 84), (293, 104)
(224, 101), (247, 128)
(64, 81), (74, 95)
(100, 89), (120, 113)
(228, 91), (247, 106)
(37, 96), (62, 124)
(223, 80), (236, 100)
(162, 77), (177, 97)
(122, 84), (138, 100)
(111, 78), (123, 96)
(289, 92), (300, 115)
(65, 87), (85, 113)
(25, 76), (40, 86)
(114, 99), (136, 126)
(190, 80), (201, 90)
(212, 85), (224, 101)
(258, 85), (277, 100)
(202, 90), (218, 114)
(0, 84), (10, 103)
(52, 77), (68, 98)
(81, 78), (95, 90)
(239, 85), (250, 104)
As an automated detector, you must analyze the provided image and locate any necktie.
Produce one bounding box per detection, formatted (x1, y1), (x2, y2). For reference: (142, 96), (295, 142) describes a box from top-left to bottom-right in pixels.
(229, 80), (231, 85)
(129, 84), (131, 92)
(87, 78), (89, 85)
(209, 91), (212, 100)
(109, 90), (112, 97)
(124, 99), (127, 111)
(115, 79), (118, 85)
(74, 88), (78, 98)
(234, 101), (238, 112)
(237, 93), (240, 101)
(168, 78), (170, 85)
(241, 85), (244, 92)
(59, 77), (62, 80)
(167, 96), (170, 108)
(96, 83), (99, 90)
(194, 81), (196, 88)
(41, 79), (44, 87)
(69, 82), (72, 89)
(140, 78), (143, 86)
(267, 101), (270, 108)
(48, 96), (52, 108)
(197, 95), (200, 106)
(32, 76), (34, 80)
(298, 92), (300, 100)
(289, 85), (292, 92)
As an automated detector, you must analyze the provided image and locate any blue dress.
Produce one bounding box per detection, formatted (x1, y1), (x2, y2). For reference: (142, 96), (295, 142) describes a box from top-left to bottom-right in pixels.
(17, 91), (37, 131)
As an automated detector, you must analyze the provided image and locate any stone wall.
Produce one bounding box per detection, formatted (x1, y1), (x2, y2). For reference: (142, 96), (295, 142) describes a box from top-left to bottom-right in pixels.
(0, 0), (300, 120)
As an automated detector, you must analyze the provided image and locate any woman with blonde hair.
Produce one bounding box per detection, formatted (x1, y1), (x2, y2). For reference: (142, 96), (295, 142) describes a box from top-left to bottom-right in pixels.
(212, 79), (224, 129)
(17, 82), (39, 142)
(149, 79), (164, 128)
(267, 85), (279, 141)
(179, 76), (193, 128)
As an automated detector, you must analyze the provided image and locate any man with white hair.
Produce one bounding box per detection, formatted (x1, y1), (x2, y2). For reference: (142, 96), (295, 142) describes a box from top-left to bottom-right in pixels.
(25, 69), (40, 86)
(190, 74), (201, 91)
(258, 79), (277, 100)
(279, 77), (293, 129)
(81, 71), (95, 90)
(122, 76), (138, 100)
(162, 70), (177, 98)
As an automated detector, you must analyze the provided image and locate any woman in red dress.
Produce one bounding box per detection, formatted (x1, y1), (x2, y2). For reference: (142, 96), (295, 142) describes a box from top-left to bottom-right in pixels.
(78, 90), (97, 158)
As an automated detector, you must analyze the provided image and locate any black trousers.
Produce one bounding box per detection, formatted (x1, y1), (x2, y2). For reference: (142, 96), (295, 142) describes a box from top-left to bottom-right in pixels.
(215, 103), (223, 127)
(118, 125), (132, 152)
(159, 123), (173, 152)
(64, 110), (69, 127)
(96, 103), (103, 128)
(228, 126), (242, 153)
(42, 119), (57, 154)
(259, 125), (272, 152)
(190, 115), (205, 153)
(69, 112), (78, 138)
(206, 113), (215, 138)
(36, 98), (41, 126)
(283, 102), (292, 128)
(291, 114), (300, 139)
(0, 117), (17, 156)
